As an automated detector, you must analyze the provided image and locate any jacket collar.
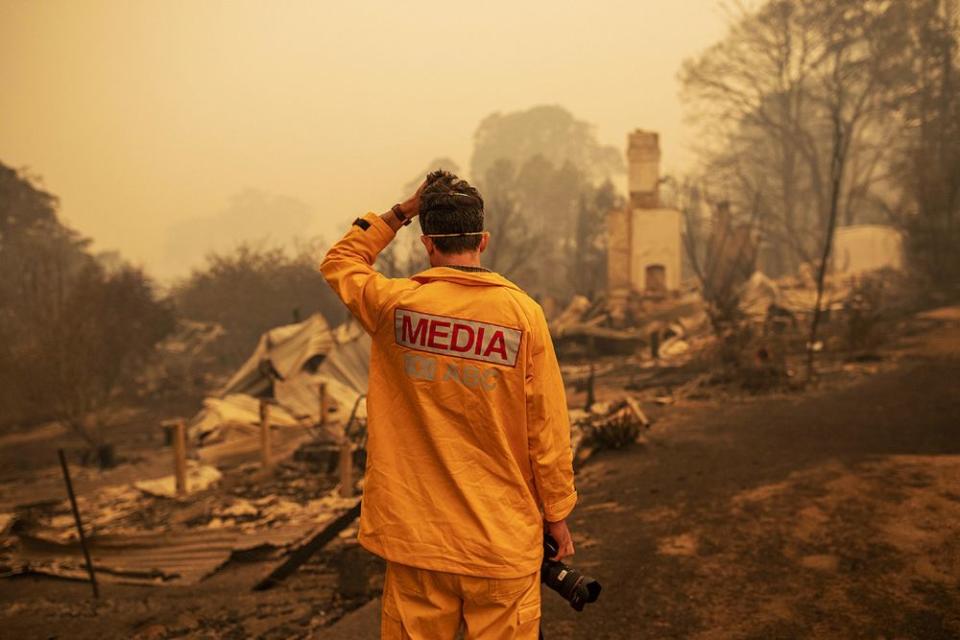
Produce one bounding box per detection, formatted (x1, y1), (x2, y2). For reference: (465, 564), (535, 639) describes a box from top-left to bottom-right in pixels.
(410, 266), (524, 292)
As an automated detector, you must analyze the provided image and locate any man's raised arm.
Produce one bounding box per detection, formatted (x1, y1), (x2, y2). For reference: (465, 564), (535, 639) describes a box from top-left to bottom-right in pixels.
(319, 185), (424, 332)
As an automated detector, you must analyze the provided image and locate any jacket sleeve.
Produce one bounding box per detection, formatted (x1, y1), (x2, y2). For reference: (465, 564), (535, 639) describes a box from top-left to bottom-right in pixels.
(320, 212), (400, 333)
(525, 305), (578, 522)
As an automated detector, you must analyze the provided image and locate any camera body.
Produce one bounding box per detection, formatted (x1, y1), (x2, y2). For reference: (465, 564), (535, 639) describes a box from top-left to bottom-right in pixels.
(541, 533), (602, 611)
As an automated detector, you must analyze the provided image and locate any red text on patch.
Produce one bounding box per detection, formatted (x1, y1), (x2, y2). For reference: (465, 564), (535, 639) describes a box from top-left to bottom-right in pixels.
(395, 308), (521, 367)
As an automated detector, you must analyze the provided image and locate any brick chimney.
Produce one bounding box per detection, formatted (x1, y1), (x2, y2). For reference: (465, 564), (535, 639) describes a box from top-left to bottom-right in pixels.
(627, 130), (660, 209)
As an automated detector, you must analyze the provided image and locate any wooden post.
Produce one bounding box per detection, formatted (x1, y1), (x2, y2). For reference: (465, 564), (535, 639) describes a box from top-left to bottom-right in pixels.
(57, 449), (99, 599)
(584, 362), (596, 411)
(338, 439), (353, 498)
(650, 329), (661, 360)
(260, 399), (272, 470)
(162, 423), (174, 447)
(318, 382), (328, 426)
(173, 419), (187, 496)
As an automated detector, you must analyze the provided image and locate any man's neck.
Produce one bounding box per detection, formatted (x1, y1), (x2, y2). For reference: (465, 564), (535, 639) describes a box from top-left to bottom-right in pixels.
(433, 254), (482, 269)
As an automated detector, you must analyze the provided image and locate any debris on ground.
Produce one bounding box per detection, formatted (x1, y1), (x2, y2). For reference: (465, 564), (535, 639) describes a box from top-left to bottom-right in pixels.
(134, 462), (222, 498)
(550, 289), (707, 357)
(0, 316), (372, 589)
(2, 468), (360, 586)
(189, 315), (370, 470)
(0, 264), (945, 640)
(570, 395), (652, 467)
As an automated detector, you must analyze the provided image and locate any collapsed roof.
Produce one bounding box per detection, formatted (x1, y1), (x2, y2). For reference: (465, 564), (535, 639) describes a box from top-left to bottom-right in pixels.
(190, 314), (371, 448)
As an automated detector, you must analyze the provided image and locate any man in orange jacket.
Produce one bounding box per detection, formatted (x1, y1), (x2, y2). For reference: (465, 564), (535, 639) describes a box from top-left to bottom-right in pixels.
(321, 170), (577, 639)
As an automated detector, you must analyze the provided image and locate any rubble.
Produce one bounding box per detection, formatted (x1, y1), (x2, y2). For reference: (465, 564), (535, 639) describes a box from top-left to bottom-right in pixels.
(570, 395), (652, 466)
(738, 271), (783, 319)
(1, 473), (361, 586)
(253, 501), (362, 591)
(134, 462), (222, 498)
(140, 319), (226, 397)
(550, 288), (708, 358)
(0, 314), (378, 592)
(185, 316), (371, 472)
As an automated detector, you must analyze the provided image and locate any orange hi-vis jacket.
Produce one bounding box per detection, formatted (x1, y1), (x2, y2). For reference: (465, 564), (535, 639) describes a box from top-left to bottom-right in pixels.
(320, 212), (577, 578)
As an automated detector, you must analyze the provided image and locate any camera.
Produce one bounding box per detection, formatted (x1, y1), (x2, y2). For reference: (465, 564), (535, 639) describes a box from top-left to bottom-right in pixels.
(541, 533), (602, 611)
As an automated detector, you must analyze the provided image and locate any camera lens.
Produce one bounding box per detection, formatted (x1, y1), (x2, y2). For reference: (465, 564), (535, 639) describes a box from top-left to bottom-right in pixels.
(542, 533), (602, 611)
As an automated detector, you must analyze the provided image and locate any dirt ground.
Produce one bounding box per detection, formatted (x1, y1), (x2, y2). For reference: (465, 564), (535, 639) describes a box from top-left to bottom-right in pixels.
(541, 314), (960, 639)
(2, 311), (959, 639)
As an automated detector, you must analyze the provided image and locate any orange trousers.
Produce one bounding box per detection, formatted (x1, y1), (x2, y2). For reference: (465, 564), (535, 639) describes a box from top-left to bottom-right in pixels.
(381, 562), (541, 640)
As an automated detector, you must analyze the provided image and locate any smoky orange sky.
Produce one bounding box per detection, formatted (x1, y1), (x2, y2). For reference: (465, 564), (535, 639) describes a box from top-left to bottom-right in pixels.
(0, 0), (727, 280)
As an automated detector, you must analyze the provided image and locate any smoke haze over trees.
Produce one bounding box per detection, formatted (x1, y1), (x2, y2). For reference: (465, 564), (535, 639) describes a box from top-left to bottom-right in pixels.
(0, 163), (174, 443)
(679, 0), (959, 285)
(171, 243), (346, 369)
(469, 105), (624, 300)
(470, 106), (623, 183)
(381, 107), (623, 302)
(2, 1), (957, 442)
(162, 189), (315, 277)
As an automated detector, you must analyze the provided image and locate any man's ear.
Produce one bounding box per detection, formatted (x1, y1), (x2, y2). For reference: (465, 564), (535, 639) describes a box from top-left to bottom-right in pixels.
(420, 235), (434, 256)
(478, 232), (490, 254)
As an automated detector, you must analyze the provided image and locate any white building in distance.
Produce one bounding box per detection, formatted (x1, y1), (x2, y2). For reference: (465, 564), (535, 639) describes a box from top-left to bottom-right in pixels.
(833, 225), (904, 276)
(607, 130), (682, 295)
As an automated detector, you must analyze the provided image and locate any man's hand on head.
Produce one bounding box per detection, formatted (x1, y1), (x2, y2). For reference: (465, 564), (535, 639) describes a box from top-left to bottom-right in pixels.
(380, 177), (428, 232)
(399, 178), (428, 219)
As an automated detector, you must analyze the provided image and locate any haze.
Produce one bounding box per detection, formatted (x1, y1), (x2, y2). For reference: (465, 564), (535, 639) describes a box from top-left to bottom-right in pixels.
(0, 0), (726, 279)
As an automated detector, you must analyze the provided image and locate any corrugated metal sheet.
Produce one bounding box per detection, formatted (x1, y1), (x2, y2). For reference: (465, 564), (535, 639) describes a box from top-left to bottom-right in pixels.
(6, 510), (348, 586)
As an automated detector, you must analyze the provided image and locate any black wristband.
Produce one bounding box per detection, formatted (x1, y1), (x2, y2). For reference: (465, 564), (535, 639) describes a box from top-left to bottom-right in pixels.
(391, 204), (411, 226)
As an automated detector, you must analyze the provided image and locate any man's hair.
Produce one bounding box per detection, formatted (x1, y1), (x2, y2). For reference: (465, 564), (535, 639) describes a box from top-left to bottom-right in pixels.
(419, 170), (485, 254)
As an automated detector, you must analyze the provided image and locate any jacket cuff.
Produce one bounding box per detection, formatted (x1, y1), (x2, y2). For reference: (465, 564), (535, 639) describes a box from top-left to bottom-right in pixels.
(543, 490), (578, 522)
(365, 211), (397, 244)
